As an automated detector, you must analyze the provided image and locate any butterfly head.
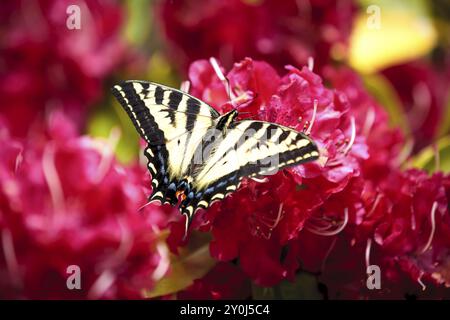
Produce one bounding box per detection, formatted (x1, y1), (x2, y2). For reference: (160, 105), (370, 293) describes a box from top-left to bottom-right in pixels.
(216, 109), (238, 131)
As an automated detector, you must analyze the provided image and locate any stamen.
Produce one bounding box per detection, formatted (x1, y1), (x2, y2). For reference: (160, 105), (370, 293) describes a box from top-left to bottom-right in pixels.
(305, 100), (318, 136)
(411, 204), (416, 231)
(138, 201), (155, 212)
(42, 143), (65, 212)
(343, 117), (356, 155)
(363, 107), (375, 137)
(180, 80), (190, 93)
(393, 138), (414, 167)
(419, 201), (438, 254)
(365, 238), (372, 270)
(151, 242), (170, 281)
(1, 229), (22, 288)
(101, 219), (133, 268)
(251, 204), (284, 239)
(95, 127), (121, 183)
(306, 208), (349, 236)
(273, 203), (284, 230)
(258, 228), (272, 240)
(307, 57), (314, 72)
(325, 159), (343, 167)
(250, 176), (269, 183)
(183, 215), (190, 241)
(309, 224), (337, 232)
(321, 237), (337, 272)
(88, 270), (116, 299)
(14, 148), (23, 173)
(417, 271), (426, 291)
(257, 204), (284, 229)
(366, 194), (383, 218)
(209, 57), (235, 100)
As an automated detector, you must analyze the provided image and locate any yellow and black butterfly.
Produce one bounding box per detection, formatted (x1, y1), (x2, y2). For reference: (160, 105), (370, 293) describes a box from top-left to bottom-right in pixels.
(112, 81), (319, 232)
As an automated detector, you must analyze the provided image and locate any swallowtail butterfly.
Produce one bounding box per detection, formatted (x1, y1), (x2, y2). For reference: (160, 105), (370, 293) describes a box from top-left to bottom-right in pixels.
(112, 81), (319, 233)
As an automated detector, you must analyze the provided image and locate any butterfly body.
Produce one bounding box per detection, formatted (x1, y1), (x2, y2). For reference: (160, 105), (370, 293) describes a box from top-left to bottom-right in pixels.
(112, 80), (319, 230)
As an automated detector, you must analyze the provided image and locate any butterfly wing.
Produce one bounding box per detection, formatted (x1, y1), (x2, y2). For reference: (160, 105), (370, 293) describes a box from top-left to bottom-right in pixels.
(180, 120), (319, 218)
(111, 80), (220, 202)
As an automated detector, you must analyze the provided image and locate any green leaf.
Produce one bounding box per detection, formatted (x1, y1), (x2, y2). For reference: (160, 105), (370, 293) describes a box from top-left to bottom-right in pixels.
(123, 0), (153, 47)
(146, 53), (180, 88)
(252, 272), (323, 300)
(409, 135), (450, 173)
(438, 92), (450, 138)
(86, 97), (140, 164)
(144, 232), (216, 299)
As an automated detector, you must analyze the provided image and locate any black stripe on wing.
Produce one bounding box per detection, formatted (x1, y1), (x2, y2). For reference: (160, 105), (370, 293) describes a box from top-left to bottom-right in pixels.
(111, 81), (165, 145)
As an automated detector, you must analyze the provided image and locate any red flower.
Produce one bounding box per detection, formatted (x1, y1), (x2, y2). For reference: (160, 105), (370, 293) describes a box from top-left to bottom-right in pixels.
(291, 67), (450, 298)
(0, 113), (166, 299)
(295, 169), (450, 299)
(157, 0), (357, 73)
(0, 0), (128, 137)
(167, 59), (450, 299)
(324, 66), (405, 183)
(169, 58), (368, 286)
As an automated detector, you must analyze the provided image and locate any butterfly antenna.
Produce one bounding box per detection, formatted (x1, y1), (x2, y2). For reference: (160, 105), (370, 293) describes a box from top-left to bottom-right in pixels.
(343, 116), (356, 155)
(209, 57), (235, 101)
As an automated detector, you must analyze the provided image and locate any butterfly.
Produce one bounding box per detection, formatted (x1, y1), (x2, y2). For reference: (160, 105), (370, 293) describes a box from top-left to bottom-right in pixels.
(112, 81), (319, 234)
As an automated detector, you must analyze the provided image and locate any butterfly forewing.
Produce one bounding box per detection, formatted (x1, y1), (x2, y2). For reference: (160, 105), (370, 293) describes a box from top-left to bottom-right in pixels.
(112, 80), (219, 202)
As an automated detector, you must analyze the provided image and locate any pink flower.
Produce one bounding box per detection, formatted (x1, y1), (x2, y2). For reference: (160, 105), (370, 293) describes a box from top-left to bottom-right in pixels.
(0, 0), (129, 137)
(0, 113), (165, 299)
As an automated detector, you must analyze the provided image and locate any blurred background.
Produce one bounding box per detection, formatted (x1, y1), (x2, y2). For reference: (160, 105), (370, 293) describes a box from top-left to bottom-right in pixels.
(0, 0), (449, 299)
(2, 0), (448, 164)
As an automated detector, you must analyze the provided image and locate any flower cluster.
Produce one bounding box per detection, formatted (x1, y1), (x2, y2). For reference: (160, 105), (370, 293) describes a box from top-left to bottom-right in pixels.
(0, 0), (128, 137)
(0, 112), (166, 299)
(170, 58), (450, 299)
(1, 0), (449, 300)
